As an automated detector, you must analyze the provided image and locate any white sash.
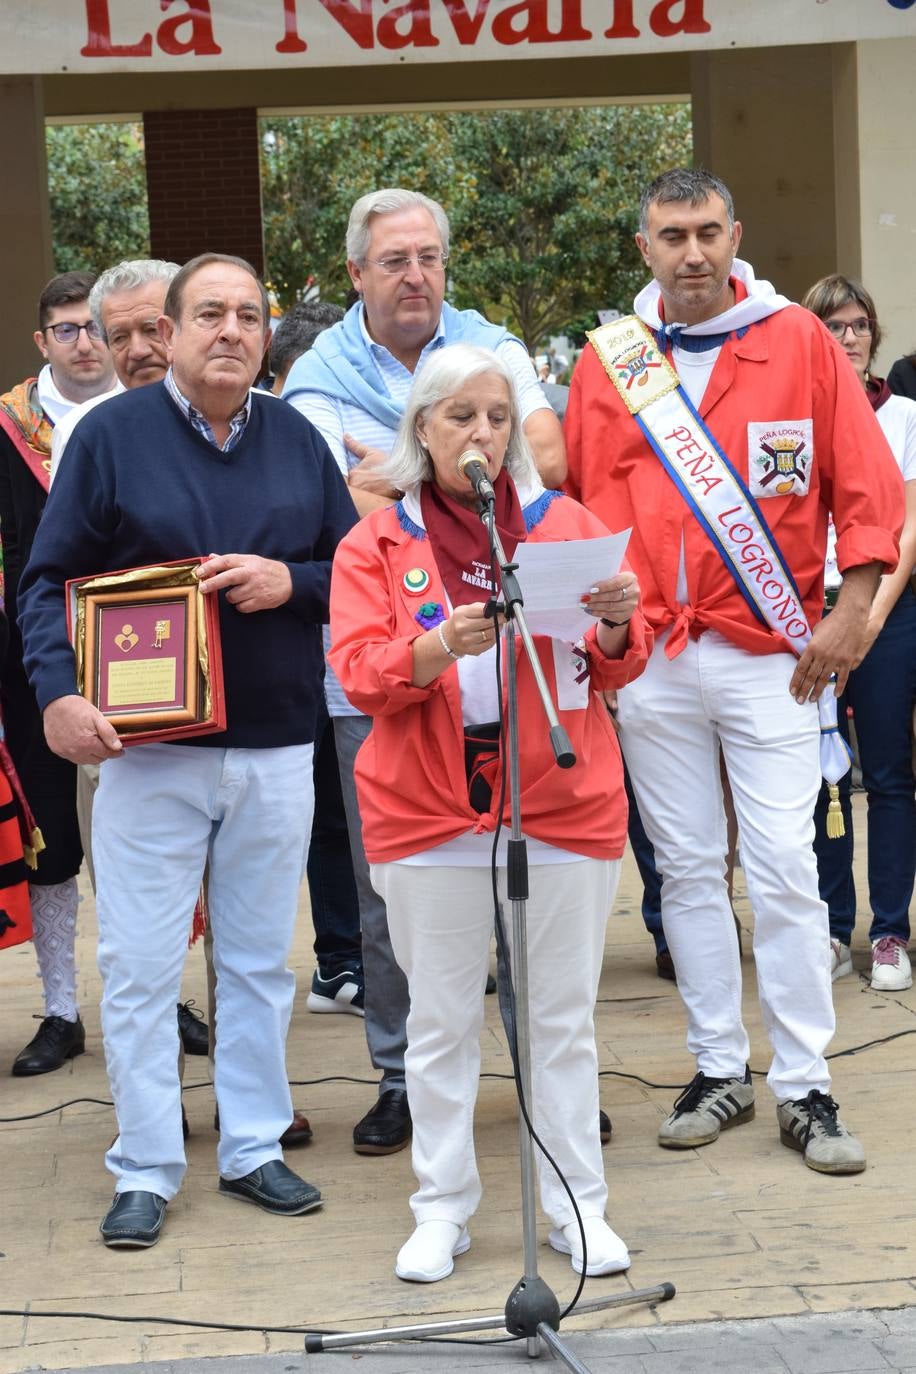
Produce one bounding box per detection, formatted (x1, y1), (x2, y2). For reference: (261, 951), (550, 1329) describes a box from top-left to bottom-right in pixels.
(588, 315), (851, 795)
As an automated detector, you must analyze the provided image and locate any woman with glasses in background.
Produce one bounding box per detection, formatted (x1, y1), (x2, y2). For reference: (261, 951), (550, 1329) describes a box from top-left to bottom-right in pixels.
(801, 275), (916, 992)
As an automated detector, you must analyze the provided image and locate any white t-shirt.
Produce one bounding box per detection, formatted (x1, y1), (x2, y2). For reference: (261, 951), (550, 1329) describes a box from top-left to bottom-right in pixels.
(49, 383), (127, 484)
(825, 392), (916, 587)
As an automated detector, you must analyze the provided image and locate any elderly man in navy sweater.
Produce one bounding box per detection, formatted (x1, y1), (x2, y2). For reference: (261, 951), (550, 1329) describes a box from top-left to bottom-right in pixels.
(19, 253), (356, 1249)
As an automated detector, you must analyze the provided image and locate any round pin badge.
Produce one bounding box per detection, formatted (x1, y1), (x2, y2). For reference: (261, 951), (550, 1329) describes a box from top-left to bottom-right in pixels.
(403, 568), (431, 596)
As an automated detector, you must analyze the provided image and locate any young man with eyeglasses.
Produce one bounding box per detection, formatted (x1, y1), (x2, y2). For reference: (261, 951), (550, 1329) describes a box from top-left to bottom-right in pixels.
(0, 272), (118, 1077)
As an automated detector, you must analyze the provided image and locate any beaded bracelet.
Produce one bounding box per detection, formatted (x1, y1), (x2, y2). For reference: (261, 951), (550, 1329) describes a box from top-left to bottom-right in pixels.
(437, 622), (461, 659)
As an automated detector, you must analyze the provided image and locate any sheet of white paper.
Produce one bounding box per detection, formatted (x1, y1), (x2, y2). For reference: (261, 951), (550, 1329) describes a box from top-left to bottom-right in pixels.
(511, 529), (631, 640)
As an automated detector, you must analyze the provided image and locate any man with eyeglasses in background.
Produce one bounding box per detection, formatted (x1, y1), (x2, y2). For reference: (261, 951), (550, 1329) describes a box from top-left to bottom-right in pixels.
(282, 188), (585, 1161)
(0, 271), (118, 1077)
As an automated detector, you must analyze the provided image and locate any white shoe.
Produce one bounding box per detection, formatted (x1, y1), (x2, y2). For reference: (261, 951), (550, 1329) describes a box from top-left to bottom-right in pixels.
(830, 939), (852, 982)
(395, 1221), (471, 1283)
(548, 1216), (630, 1276)
(870, 937), (912, 991)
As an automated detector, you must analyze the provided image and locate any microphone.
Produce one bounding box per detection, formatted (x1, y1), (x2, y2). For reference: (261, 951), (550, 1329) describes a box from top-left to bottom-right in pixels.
(457, 449), (496, 504)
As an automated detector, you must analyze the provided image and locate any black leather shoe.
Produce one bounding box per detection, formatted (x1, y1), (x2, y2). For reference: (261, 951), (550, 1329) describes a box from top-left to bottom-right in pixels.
(353, 1088), (411, 1155)
(281, 1111), (313, 1148)
(100, 1191), (167, 1248)
(218, 1159), (321, 1215)
(213, 1107), (313, 1147)
(656, 950), (677, 982)
(599, 1109), (612, 1145)
(12, 1015), (86, 1076)
(177, 1001), (210, 1056)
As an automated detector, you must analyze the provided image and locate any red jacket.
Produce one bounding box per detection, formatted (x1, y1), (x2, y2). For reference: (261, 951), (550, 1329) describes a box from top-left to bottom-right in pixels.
(564, 305), (904, 657)
(329, 491), (651, 863)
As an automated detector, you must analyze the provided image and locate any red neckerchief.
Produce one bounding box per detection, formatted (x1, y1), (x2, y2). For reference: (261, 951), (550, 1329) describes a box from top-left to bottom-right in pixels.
(420, 469), (526, 608)
(865, 375), (892, 413)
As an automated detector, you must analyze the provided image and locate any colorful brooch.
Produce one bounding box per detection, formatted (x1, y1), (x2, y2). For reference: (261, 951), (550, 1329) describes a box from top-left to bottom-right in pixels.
(415, 601), (445, 630)
(403, 568), (431, 596)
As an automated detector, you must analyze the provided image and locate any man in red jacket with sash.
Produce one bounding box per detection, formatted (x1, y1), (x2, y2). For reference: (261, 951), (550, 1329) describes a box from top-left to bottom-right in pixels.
(566, 168), (904, 1175)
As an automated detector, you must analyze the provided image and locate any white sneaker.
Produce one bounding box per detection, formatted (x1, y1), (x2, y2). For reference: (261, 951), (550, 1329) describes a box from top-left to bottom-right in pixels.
(830, 939), (852, 982)
(548, 1217), (630, 1276)
(395, 1221), (470, 1283)
(870, 937), (912, 991)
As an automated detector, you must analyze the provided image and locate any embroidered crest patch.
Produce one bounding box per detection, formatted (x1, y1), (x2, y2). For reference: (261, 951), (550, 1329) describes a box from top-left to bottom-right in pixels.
(615, 341), (664, 392)
(747, 420), (814, 498)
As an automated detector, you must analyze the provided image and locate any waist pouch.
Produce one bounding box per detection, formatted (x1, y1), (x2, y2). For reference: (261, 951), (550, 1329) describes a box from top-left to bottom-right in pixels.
(463, 721), (501, 814)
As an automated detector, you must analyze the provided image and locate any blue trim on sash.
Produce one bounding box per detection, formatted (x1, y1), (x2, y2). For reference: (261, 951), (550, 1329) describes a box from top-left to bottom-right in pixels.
(633, 411), (769, 629)
(653, 382), (807, 615)
(680, 389), (805, 605)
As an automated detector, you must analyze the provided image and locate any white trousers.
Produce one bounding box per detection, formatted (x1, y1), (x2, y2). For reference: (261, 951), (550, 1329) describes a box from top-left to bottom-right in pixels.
(94, 742), (313, 1198)
(371, 857), (618, 1230)
(616, 631), (834, 1102)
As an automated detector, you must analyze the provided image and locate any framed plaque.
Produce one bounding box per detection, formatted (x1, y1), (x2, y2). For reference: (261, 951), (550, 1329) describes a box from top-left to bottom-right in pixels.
(67, 559), (226, 746)
(83, 586), (199, 730)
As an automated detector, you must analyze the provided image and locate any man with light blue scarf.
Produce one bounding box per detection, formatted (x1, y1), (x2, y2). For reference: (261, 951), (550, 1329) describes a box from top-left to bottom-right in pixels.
(283, 188), (566, 1156)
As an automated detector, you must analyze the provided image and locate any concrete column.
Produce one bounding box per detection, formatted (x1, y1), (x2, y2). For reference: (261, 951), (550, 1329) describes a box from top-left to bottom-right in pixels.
(691, 40), (916, 370)
(690, 45), (839, 304)
(846, 38), (916, 373)
(0, 77), (54, 386)
(144, 107), (264, 274)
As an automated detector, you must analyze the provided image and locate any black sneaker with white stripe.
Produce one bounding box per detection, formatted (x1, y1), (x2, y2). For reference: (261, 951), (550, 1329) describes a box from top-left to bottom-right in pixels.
(658, 1066), (755, 1148)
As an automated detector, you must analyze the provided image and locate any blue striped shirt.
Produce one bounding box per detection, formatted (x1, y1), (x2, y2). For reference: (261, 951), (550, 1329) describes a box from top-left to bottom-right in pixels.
(164, 367), (251, 451)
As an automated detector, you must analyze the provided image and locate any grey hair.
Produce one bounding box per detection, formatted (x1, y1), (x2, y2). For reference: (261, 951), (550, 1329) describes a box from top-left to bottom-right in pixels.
(89, 259), (180, 337)
(346, 189), (450, 266)
(384, 344), (538, 494)
(639, 167), (736, 236)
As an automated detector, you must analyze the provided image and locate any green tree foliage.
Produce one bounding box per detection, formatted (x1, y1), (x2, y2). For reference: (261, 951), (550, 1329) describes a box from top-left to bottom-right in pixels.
(260, 103), (691, 349)
(44, 105), (690, 352)
(447, 104), (692, 352)
(260, 112), (473, 308)
(47, 122), (149, 275)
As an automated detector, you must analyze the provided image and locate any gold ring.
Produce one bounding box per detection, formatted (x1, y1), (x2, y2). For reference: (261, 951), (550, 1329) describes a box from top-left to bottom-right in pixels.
(480, 629), (487, 642)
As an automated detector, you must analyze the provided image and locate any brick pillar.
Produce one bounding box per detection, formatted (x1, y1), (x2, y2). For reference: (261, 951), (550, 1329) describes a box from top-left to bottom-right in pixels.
(143, 108), (264, 274)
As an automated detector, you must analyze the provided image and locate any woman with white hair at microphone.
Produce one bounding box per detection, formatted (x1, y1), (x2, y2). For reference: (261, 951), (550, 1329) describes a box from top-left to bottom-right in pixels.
(329, 343), (651, 1284)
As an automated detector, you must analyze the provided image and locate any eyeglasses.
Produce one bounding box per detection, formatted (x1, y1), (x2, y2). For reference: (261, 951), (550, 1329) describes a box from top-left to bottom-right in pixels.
(43, 320), (104, 344)
(367, 253), (449, 275)
(824, 316), (873, 340)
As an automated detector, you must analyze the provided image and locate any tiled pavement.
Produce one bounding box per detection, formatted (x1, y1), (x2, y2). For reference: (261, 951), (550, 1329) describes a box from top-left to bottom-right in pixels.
(1, 794), (914, 1373)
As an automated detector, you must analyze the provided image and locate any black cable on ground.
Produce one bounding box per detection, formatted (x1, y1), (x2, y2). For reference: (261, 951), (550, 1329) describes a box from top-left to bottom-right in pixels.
(0, 1308), (524, 1348)
(3, 1027), (911, 1121)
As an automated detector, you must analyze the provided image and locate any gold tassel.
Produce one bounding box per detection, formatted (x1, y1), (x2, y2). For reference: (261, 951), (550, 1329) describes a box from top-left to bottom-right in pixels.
(825, 784), (845, 840)
(23, 825), (46, 870)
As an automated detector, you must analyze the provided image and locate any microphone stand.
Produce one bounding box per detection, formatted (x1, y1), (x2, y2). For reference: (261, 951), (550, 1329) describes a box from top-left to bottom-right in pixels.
(306, 492), (674, 1367)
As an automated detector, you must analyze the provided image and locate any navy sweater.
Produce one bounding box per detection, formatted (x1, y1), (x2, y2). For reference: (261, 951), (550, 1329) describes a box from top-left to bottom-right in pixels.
(19, 383), (357, 748)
